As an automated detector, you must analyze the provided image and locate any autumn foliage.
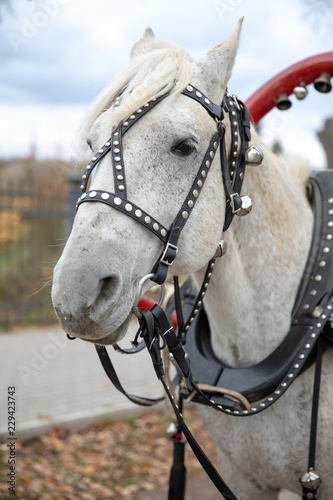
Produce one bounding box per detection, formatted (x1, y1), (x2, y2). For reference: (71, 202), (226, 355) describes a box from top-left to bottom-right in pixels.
(0, 409), (216, 499)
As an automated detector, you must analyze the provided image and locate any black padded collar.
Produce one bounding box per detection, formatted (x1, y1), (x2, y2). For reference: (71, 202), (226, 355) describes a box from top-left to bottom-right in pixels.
(183, 170), (333, 410)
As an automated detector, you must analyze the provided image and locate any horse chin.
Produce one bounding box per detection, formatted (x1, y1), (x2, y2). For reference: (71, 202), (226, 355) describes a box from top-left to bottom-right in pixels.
(57, 311), (133, 346)
(93, 315), (133, 345)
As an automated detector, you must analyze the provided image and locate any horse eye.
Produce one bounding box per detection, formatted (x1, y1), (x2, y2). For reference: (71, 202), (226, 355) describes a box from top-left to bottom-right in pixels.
(87, 139), (93, 151)
(172, 139), (197, 157)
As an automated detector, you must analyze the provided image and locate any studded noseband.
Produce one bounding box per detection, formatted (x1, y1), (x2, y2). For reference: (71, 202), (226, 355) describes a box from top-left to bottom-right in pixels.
(76, 84), (253, 285)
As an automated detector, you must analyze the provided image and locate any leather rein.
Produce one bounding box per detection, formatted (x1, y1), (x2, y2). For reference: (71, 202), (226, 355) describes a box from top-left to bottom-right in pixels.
(71, 84), (333, 499)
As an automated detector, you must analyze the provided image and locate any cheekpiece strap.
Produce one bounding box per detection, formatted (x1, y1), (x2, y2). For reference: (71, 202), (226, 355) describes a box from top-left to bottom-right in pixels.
(222, 93), (251, 231)
(77, 83), (251, 286)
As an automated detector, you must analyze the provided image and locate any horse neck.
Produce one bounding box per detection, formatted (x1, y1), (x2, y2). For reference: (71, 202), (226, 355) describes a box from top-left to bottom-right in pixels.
(193, 132), (314, 368)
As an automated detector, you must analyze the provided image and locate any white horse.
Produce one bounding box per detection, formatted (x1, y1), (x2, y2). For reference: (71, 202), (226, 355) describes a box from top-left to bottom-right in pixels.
(52, 21), (333, 499)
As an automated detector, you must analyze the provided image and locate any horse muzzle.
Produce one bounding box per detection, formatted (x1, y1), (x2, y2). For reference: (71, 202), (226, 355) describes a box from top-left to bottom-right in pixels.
(51, 254), (132, 343)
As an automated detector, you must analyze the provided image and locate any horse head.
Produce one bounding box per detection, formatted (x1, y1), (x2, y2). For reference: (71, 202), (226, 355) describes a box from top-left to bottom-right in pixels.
(52, 21), (243, 345)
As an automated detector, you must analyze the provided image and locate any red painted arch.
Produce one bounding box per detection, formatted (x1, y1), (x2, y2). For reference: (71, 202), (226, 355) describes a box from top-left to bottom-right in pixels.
(245, 52), (333, 124)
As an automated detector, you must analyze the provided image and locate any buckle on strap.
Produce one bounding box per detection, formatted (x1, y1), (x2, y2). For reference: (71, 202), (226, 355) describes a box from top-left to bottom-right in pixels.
(160, 242), (178, 266)
(229, 193), (242, 214)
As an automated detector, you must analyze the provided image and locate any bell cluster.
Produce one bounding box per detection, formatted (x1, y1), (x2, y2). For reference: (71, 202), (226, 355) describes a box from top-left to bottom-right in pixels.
(275, 72), (332, 111)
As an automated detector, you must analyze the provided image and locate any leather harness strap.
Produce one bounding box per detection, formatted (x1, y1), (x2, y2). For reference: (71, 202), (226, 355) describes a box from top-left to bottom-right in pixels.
(95, 344), (164, 407)
(300, 335), (324, 499)
(138, 305), (239, 500)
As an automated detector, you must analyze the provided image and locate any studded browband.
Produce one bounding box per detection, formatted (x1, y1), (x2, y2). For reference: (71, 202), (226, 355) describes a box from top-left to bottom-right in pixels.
(76, 84), (256, 285)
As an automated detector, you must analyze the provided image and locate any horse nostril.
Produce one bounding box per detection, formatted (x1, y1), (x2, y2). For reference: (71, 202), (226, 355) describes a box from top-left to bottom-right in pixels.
(99, 276), (116, 301)
(89, 274), (123, 321)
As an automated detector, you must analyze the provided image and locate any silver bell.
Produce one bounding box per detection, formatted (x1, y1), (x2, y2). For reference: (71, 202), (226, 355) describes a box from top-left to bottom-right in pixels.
(245, 145), (264, 166)
(294, 82), (308, 100)
(314, 72), (332, 93)
(166, 422), (179, 435)
(275, 93), (292, 110)
(213, 240), (227, 259)
(299, 469), (321, 491)
(236, 195), (252, 217)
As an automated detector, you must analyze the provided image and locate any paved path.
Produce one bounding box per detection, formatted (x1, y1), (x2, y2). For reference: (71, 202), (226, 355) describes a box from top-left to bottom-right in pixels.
(0, 323), (300, 499)
(0, 322), (162, 440)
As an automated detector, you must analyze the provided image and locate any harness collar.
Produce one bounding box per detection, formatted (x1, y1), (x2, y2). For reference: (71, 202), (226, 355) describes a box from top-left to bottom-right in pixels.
(182, 170), (333, 413)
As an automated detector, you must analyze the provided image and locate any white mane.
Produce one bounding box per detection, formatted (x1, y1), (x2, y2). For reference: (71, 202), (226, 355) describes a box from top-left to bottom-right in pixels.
(81, 45), (192, 142)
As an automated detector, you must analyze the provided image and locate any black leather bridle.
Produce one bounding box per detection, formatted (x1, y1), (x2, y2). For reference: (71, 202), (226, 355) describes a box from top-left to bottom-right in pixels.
(76, 84), (251, 286)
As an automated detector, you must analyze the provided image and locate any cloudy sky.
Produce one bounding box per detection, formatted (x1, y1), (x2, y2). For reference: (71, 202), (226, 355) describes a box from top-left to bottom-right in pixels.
(1, 0), (333, 167)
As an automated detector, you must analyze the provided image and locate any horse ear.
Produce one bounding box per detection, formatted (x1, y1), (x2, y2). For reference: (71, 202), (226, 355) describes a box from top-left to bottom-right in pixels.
(192, 18), (243, 101)
(130, 27), (156, 59)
